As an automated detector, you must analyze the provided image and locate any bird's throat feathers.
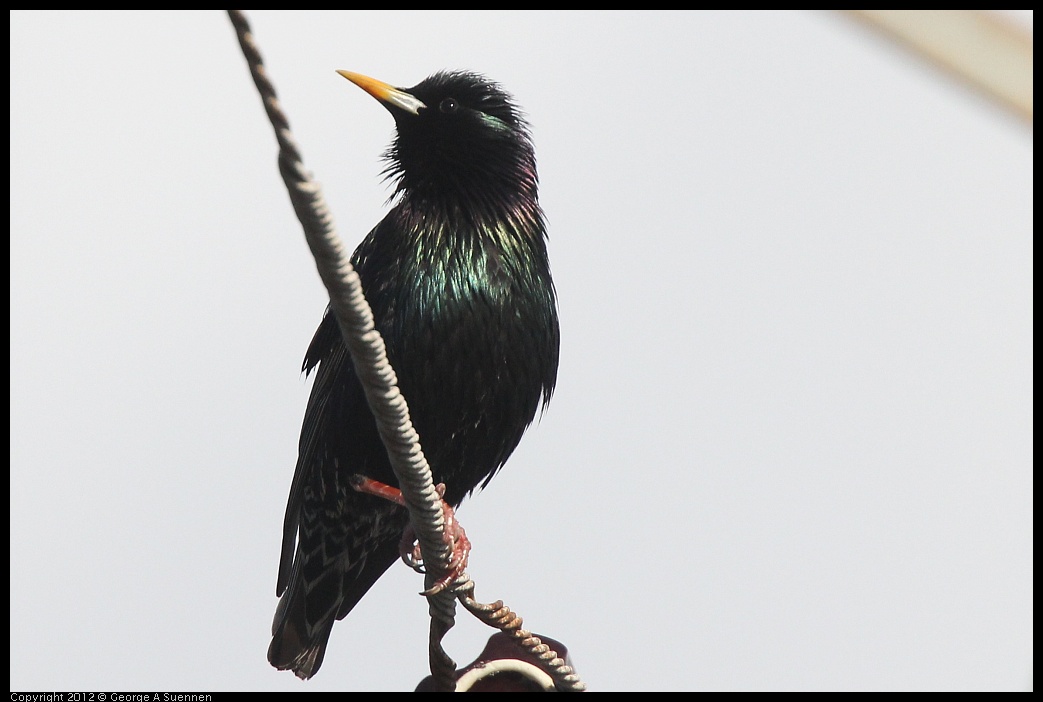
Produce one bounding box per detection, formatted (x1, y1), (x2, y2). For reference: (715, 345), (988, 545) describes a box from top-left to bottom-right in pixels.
(382, 142), (541, 228)
(389, 184), (546, 252)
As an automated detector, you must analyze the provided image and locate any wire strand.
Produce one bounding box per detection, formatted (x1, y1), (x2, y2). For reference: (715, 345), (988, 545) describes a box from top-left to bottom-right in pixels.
(226, 9), (457, 687)
(227, 10), (584, 691)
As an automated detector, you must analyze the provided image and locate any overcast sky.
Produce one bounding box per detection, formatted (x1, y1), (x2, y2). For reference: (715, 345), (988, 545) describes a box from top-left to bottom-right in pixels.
(10, 10), (1032, 692)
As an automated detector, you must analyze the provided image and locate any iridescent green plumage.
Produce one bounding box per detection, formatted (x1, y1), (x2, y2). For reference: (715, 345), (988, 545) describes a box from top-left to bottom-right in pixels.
(269, 71), (559, 679)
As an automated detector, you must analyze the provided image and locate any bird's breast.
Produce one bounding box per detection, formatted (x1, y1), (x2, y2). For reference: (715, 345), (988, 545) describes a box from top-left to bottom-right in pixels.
(355, 218), (557, 499)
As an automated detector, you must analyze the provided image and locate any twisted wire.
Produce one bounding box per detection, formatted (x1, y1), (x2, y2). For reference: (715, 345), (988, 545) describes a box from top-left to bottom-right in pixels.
(227, 10), (458, 689)
(453, 576), (587, 692)
(228, 10), (585, 691)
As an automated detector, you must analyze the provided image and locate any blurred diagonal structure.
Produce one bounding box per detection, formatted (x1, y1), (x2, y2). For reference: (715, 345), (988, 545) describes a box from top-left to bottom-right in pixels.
(848, 10), (1033, 123)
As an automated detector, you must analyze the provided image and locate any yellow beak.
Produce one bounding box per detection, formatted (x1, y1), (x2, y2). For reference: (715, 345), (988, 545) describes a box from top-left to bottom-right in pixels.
(337, 70), (426, 116)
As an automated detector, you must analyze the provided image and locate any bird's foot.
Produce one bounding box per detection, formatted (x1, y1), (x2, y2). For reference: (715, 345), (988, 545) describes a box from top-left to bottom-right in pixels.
(349, 476), (471, 596)
(419, 487), (471, 596)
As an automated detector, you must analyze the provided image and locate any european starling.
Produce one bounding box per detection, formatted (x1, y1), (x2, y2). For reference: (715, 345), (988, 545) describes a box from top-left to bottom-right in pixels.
(267, 70), (559, 679)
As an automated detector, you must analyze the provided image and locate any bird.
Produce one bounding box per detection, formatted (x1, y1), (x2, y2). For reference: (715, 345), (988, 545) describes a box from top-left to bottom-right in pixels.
(267, 70), (560, 680)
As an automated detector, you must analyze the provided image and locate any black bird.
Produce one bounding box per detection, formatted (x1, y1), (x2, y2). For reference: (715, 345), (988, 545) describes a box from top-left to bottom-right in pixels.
(268, 70), (559, 679)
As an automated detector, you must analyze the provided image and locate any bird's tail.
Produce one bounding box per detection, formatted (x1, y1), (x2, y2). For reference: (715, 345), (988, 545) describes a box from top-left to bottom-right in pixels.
(268, 534), (401, 679)
(267, 571), (339, 680)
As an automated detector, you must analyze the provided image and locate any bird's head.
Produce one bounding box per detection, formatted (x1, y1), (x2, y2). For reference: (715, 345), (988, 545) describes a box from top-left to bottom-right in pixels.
(338, 70), (539, 212)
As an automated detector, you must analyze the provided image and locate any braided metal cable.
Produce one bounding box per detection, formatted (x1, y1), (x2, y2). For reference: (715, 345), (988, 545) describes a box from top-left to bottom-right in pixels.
(453, 577), (587, 692)
(227, 10), (458, 689)
(228, 10), (585, 691)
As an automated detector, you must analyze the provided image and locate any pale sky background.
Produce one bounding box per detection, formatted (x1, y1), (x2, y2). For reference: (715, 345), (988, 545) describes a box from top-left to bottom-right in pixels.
(9, 10), (1032, 692)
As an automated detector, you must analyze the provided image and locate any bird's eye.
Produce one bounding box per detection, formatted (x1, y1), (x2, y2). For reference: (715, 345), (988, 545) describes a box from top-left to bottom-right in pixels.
(439, 98), (458, 114)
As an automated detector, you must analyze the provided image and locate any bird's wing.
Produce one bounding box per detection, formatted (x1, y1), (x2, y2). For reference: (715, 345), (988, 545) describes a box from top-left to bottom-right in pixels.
(276, 309), (346, 595)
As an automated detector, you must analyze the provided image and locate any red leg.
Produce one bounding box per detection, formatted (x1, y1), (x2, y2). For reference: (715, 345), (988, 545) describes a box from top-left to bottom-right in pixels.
(349, 474), (471, 595)
(349, 474), (407, 506)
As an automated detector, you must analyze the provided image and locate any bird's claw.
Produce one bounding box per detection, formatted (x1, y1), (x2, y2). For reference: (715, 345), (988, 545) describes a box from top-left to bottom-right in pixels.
(349, 476), (470, 595)
(419, 497), (471, 596)
(399, 526), (426, 573)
